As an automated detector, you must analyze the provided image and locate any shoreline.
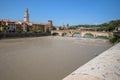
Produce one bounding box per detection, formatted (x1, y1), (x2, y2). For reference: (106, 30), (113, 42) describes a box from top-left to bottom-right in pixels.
(0, 36), (109, 42)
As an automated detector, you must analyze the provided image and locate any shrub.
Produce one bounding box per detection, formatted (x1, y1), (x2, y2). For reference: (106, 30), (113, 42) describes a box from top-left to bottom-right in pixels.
(109, 36), (120, 44)
(16, 29), (22, 33)
(32, 30), (42, 33)
(97, 36), (108, 39)
(0, 29), (6, 33)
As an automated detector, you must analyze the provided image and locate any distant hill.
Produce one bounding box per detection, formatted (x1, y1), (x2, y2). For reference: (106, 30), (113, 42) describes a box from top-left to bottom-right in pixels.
(68, 19), (120, 32)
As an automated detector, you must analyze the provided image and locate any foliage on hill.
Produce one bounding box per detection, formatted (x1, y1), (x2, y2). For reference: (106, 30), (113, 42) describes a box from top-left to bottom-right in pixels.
(68, 19), (120, 32)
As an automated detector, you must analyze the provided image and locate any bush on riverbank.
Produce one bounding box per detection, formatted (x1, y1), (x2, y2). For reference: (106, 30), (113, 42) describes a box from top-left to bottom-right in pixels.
(0, 29), (6, 33)
(96, 36), (108, 39)
(29, 29), (43, 33)
(109, 36), (120, 44)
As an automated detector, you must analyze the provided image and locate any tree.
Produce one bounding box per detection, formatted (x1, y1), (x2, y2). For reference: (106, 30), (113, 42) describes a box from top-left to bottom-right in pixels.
(67, 19), (120, 32)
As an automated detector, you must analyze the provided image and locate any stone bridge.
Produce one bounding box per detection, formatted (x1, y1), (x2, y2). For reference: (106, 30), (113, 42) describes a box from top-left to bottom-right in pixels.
(51, 30), (112, 37)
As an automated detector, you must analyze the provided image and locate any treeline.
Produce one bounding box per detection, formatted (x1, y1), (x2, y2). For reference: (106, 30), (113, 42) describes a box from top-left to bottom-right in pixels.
(68, 19), (120, 32)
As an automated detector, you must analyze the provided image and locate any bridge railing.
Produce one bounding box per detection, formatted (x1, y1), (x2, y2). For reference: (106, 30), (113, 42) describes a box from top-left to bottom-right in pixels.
(63, 43), (120, 80)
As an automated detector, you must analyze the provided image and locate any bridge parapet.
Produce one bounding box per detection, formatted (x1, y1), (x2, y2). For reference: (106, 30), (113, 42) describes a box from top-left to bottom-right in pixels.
(63, 43), (120, 80)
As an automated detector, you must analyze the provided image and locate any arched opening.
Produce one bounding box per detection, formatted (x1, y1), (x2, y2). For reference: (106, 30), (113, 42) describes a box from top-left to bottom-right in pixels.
(84, 33), (94, 38)
(62, 33), (68, 37)
(52, 32), (59, 36)
(72, 32), (81, 38)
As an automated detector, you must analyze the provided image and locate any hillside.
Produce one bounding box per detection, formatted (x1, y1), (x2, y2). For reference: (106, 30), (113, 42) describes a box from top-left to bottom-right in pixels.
(68, 19), (120, 32)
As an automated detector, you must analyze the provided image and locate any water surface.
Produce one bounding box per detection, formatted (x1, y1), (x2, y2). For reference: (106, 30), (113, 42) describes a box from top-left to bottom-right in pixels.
(0, 37), (112, 80)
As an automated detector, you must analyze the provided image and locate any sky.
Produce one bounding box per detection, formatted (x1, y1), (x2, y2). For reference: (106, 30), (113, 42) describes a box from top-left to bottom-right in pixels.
(0, 0), (120, 26)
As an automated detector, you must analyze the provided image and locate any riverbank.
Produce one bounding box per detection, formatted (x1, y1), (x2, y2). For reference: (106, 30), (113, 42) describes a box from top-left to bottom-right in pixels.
(0, 36), (109, 42)
(0, 32), (50, 39)
(63, 42), (120, 80)
(49, 36), (109, 42)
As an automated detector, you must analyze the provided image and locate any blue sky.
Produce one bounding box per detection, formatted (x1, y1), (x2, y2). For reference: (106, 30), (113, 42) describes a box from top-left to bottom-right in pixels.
(0, 0), (120, 26)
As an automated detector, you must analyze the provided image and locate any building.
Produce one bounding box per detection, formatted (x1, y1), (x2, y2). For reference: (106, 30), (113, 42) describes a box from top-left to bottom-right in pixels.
(118, 26), (120, 31)
(0, 8), (53, 33)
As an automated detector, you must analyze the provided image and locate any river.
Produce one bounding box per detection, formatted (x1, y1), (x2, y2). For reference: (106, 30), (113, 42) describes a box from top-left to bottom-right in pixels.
(0, 36), (112, 80)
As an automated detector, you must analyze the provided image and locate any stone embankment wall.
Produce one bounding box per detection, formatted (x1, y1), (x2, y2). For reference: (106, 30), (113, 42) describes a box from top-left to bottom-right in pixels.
(0, 33), (50, 39)
(63, 43), (120, 80)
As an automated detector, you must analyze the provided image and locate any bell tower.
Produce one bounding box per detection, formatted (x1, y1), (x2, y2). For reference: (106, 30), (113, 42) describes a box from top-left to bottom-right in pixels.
(24, 8), (29, 22)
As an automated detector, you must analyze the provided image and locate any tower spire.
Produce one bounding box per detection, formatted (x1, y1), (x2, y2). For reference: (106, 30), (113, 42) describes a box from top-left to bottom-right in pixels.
(24, 8), (29, 22)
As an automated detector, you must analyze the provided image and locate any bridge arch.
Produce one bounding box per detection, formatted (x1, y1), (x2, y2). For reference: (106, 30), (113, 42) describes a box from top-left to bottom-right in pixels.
(72, 32), (81, 37)
(62, 32), (68, 37)
(52, 32), (60, 36)
(83, 33), (94, 38)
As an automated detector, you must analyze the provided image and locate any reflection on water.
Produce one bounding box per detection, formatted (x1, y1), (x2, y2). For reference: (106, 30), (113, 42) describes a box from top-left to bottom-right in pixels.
(73, 34), (82, 38)
(0, 37), (112, 80)
(84, 35), (94, 38)
(72, 34), (94, 38)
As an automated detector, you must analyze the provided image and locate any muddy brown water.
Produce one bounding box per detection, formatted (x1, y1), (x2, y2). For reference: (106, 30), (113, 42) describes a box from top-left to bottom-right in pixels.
(0, 37), (112, 80)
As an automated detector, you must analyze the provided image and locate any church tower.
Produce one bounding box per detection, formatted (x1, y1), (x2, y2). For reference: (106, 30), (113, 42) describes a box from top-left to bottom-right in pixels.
(24, 8), (29, 22)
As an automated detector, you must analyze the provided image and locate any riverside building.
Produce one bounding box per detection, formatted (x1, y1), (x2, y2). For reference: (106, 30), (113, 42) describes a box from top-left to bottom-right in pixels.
(0, 8), (52, 33)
